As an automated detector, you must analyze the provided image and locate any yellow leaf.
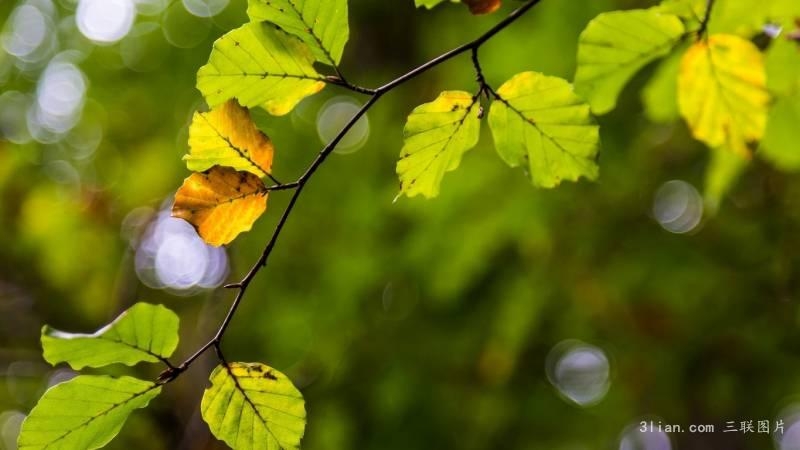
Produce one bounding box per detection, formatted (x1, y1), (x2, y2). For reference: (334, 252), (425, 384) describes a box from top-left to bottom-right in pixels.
(185, 100), (274, 178)
(678, 34), (769, 157)
(172, 166), (268, 246)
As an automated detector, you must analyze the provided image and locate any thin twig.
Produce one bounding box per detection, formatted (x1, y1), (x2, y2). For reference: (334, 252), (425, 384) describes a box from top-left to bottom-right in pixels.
(165, 0), (543, 382)
(697, 0), (716, 40)
(325, 76), (377, 95)
(264, 181), (300, 192)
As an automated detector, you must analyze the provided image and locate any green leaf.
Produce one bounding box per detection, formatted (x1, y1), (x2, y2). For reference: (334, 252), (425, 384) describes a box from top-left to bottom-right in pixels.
(765, 38), (800, 97)
(659, 0), (799, 36)
(396, 91), (481, 199)
(574, 9), (685, 114)
(415, 0), (456, 8)
(761, 94), (800, 171)
(247, 0), (348, 67)
(197, 22), (326, 116)
(17, 376), (160, 450)
(766, 0), (800, 28)
(41, 302), (179, 370)
(489, 71), (600, 188)
(185, 100), (275, 177)
(704, 146), (748, 213)
(656, 0), (705, 28)
(201, 363), (306, 450)
(641, 43), (686, 123)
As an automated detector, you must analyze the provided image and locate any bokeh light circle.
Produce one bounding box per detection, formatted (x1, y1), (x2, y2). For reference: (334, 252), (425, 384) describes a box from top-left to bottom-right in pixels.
(76, 0), (136, 44)
(33, 58), (86, 135)
(619, 421), (672, 450)
(133, 0), (168, 16)
(161, 2), (211, 48)
(182, 0), (229, 18)
(132, 206), (229, 294)
(652, 180), (703, 234)
(776, 406), (800, 450)
(2, 4), (49, 59)
(546, 340), (611, 406)
(316, 96), (370, 154)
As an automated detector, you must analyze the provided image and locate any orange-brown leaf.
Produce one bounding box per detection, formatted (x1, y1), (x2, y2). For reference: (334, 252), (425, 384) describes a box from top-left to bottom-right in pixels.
(463, 0), (501, 14)
(172, 166), (268, 246)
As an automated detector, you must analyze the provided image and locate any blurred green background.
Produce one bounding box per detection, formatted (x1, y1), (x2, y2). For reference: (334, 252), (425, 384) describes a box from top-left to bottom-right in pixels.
(2, 0), (800, 449)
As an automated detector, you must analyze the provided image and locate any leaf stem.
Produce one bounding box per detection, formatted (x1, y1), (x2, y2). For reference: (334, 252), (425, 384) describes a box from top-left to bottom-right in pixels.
(166, 0), (543, 383)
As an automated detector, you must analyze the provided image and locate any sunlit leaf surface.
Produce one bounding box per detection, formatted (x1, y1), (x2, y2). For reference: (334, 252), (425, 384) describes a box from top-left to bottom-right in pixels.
(397, 91), (481, 199)
(173, 166), (268, 246)
(18, 376), (160, 450)
(201, 363), (306, 450)
(248, 0), (349, 66)
(575, 9), (685, 114)
(197, 22), (325, 116)
(41, 302), (179, 369)
(678, 34), (769, 156)
(185, 100), (275, 178)
(489, 72), (600, 188)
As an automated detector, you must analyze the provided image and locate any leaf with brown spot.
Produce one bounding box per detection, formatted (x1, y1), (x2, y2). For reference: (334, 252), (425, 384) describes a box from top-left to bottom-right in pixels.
(678, 34), (769, 157)
(172, 166), (268, 247)
(185, 100), (274, 178)
(201, 362), (305, 450)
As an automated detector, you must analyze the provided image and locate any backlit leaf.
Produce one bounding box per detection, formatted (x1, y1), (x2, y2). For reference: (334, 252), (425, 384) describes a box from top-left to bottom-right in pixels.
(704, 146), (748, 213)
(185, 100), (275, 178)
(396, 91), (481, 199)
(575, 9), (685, 114)
(248, 0), (349, 66)
(765, 38), (800, 97)
(663, 0), (800, 36)
(656, 0), (705, 29)
(489, 72), (600, 188)
(17, 376), (160, 450)
(678, 34), (769, 156)
(197, 22), (325, 116)
(172, 166), (268, 246)
(415, 0), (453, 8)
(201, 363), (306, 450)
(41, 302), (179, 370)
(761, 94), (800, 171)
(641, 43), (687, 123)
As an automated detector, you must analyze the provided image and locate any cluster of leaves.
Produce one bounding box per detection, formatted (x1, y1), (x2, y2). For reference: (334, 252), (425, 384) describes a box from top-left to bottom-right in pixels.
(18, 303), (304, 450)
(172, 0), (356, 245)
(573, 0), (800, 209)
(407, 0), (800, 206)
(397, 73), (599, 198)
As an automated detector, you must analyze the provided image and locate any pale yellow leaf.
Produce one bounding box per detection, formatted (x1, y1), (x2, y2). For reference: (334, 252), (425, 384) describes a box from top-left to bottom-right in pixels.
(185, 100), (275, 178)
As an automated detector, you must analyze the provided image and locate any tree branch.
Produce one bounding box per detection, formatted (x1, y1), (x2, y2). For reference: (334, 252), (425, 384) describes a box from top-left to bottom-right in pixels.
(164, 0), (543, 383)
